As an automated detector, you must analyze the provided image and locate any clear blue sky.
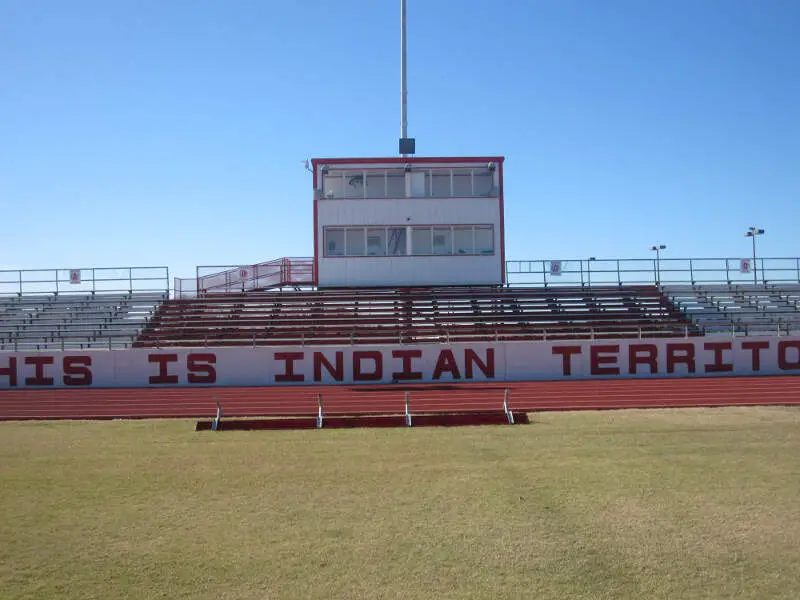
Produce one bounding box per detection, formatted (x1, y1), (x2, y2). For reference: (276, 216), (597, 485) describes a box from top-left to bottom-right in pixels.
(2, 0), (798, 280)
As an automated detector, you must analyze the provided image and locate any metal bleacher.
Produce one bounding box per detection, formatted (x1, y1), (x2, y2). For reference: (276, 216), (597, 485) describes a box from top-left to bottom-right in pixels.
(3, 260), (800, 351)
(663, 284), (800, 336)
(0, 267), (169, 351)
(134, 285), (695, 348)
(0, 292), (168, 351)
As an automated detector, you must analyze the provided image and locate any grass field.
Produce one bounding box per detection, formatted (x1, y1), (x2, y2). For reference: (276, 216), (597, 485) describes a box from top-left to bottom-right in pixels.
(1, 407), (800, 600)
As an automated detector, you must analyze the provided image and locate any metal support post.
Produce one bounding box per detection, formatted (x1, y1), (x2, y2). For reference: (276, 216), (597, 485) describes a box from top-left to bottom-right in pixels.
(503, 388), (514, 424)
(400, 0), (407, 145)
(211, 397), (222, 431)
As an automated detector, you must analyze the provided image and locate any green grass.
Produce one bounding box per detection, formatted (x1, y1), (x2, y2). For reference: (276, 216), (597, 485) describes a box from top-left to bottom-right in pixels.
(1, 407), (800, 599)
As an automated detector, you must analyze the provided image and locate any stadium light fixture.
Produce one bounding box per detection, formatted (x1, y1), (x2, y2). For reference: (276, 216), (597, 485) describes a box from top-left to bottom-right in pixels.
(745, 227), (765, 285)
(650, 245), (666, 284)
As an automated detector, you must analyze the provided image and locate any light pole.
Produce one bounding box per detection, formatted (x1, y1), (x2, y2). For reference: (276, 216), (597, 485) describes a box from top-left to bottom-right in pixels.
(586, 257), (596, 288)
(650, 245), (666, 284)
(745, 227), (765, 285)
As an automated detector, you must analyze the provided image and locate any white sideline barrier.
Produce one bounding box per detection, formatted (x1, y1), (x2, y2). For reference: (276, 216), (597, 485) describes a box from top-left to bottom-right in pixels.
(1, 336), (799, 389)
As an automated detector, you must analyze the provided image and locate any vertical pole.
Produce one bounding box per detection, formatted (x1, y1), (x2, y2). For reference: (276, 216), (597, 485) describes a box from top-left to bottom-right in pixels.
(656, 248), (661, 284)
(587, 260), (591, 288)
(212, 397), (222, 431)
(400, 0), (408, 155)
(542, 260), (547, 288)
(752, 234), (758, 286)
(503, 388), (514, 424)
(653, 255), (658, 285)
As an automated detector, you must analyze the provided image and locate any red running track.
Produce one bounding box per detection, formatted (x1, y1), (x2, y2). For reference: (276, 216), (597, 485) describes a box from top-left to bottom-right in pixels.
(1, 376), (799, 421)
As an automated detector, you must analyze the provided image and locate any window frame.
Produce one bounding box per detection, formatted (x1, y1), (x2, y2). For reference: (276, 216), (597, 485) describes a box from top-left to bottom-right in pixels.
(319, 166), (498, 199)
(322, 225), (495, 258)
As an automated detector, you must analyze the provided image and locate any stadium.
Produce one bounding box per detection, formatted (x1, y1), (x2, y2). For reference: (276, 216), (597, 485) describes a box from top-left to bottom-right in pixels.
(2, 154), (799, 422)
(2, 2), (800, 599)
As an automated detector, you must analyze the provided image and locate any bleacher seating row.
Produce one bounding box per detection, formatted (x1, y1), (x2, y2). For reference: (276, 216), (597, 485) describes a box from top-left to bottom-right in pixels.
(663, 284), (800, 336)
(2, 285), (798, 351)
(133, 285), (696, 347)
(0, 293), (167, 351)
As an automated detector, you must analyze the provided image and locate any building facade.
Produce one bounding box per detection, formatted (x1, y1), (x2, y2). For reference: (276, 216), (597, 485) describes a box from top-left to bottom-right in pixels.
(312, 156), (505, 287)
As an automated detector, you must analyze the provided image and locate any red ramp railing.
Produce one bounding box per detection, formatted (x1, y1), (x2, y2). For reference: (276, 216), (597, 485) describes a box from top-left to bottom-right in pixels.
(174, 258), (315, 297)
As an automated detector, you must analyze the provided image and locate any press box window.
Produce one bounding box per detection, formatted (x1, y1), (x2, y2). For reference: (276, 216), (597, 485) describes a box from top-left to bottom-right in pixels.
(325, 225), (493, 257)
(473, 169), (494, 196)
(365, 173), (385, 196)
(387, 227), (407, 255)
(386, 170), (405, 197)
(430, 172), (450, 197)
(433, 228), (453, 255)
(475, 225), (494, 254)
(345, 228), (365, 256)
(412, 228), (432, 254)
(453, 226), (474, 254)
(366, 228), (387, 256)
(452, 169), (472, 197)
(325, 229), (345, 256)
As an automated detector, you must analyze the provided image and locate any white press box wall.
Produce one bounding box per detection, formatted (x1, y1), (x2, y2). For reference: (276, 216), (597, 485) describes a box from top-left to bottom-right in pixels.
(312, 158), (505, 288)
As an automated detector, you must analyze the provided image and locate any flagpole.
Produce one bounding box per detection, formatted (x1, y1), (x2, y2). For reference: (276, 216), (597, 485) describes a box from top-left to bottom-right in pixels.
(400, 0), (408, 155)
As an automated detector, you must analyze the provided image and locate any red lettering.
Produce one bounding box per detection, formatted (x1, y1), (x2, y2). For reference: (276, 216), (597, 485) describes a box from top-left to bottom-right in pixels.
(275, 352), (305, 382)
(591, 345), (620, 375)
(0, 356), (17, 387)
(778, 341), (800, 370)
(465, 348), (495, 379)
(552, 346), (582, 376)
(666, 343), (696, 374)
(742, 340), (770, 371)
(63, 356), (92, 386)
(432, 349), (461, 380)
(25, 356), (54, 386)
(148, 354), (179, 384)
(187, 353), (217, 384)
(704, 342), (733, 373)
(628, 344), (658, 375)
(391, 349), (422, 381)
(353, 351), (382, 381)
(314, 351), (344, 382)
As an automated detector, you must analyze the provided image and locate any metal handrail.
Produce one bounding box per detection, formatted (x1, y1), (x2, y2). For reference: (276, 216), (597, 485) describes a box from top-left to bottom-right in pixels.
(0, 267), (169, 298)
(7, 319), (795, 353)
(505, 257), (800, 288)
(190, 258), (316, 297)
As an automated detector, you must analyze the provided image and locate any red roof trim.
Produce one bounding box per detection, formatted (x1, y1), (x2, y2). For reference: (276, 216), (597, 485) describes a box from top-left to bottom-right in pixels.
(312, 156), (505, 166)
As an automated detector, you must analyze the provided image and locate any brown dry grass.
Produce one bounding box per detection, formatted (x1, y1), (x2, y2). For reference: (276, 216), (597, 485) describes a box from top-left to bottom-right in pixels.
(1, 406), (799, 599)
